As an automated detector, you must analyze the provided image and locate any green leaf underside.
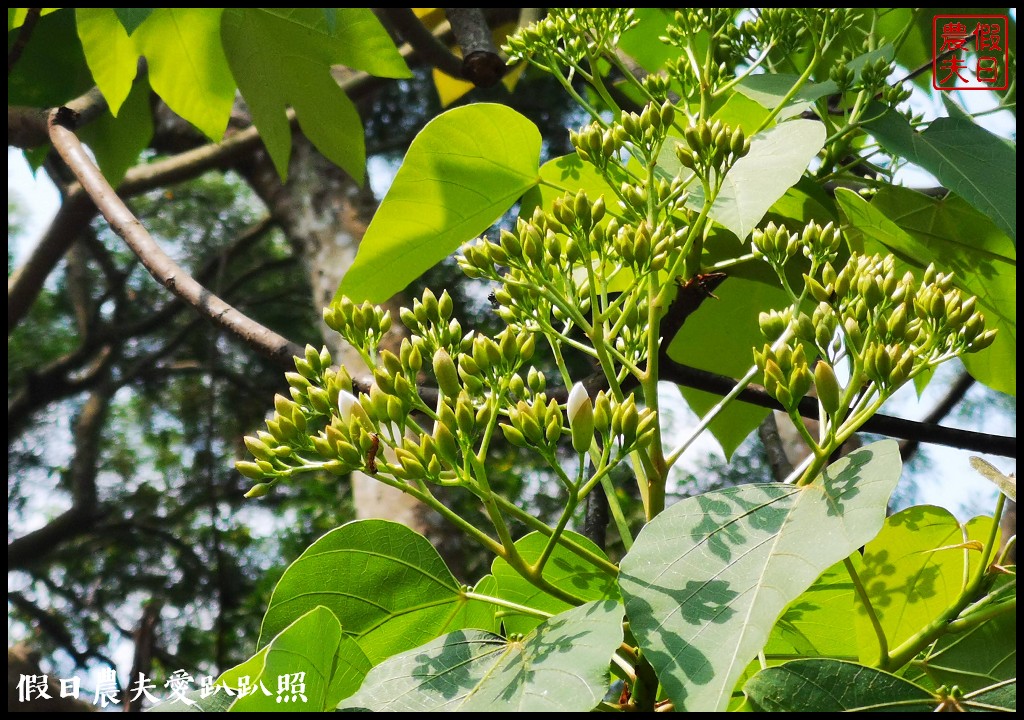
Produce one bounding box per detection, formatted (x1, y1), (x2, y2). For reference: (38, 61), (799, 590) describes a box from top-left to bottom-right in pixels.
(744, 659), (936, 711)
(340, 600), (623, 712)
(619, 440), (902, 712)
(219, 606), (342, 712)
(864, 105), (1016, 243)
(490, 530), (619, 635)
(854, 507), (995, 662)
(703, 119), (826, 241)
(337, 104), (542, 304)
(668, 275), (791, 458)
(836, 187), (1016, 396)
(258, 519), (490, 665)
(221, 8), (385, 182)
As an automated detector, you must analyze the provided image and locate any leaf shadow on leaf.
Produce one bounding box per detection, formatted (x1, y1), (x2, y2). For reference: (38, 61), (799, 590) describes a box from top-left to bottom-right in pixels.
(691, 488), (791, 562)
(817, 450), (867, 517)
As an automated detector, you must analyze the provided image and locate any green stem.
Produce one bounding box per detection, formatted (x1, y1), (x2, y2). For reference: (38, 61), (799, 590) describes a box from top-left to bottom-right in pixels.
(755, 48), (821, 133)
(600, 476), (634, 550)
(462, 591), (553, 620)
(946, 595), (1016, 633)
(492, 494), (619, 577)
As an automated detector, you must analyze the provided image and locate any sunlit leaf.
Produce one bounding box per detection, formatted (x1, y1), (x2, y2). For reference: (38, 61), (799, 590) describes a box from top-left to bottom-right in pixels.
(490, 531), (619, 634)
(904, 590), (1015, 694)
(705, 119), (826, 241)
(259, 520), (490, 665)
(854, 507), (996, 663)
(132, 8), (235, 141)
(864, 104), (1016, 242)
(219, 606), (342, 712)
(744, 659), (936, 711)
(75, 8), (137, 115)
(340, 600), (623, 712)
(338, 104), (541, 303)
(619, 440), (902, 712)
(222, 8), (407, 181)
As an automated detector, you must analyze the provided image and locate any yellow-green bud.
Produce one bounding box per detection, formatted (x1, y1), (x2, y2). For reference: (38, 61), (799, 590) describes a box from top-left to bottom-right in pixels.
(814, 362), (842, 417)
(244, 482), (275, 498)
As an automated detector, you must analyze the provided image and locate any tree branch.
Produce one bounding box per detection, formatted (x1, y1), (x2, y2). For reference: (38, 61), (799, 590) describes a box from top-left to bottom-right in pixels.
(900, 372), (975, 462)
(46, 108), (303, 369)
(7, 7), (41, 76)
(445, 7), (506, 87)
(8, 382), (111, 569)
(8, 87), (108, 148)
(384, 8), (464, 79)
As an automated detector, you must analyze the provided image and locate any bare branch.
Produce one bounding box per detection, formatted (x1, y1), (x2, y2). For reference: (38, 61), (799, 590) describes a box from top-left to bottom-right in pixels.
(8, 87), (107, 148)
(47, 109), (303, 368)
(900, 372), (975, 462)
(8, 383), (111, 569)
(445, 8), (506, 87)
(384, 8), (463, 79)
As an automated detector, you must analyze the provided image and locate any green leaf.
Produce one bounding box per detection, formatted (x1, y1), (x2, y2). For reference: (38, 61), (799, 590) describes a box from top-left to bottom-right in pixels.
(326, 634), (373, 705)
(707, 119), (826, 241)
(490, 531), (619, 634)
(221, 9), (375, 181)
(319, 8), (412, 79)
(338, 104), (542, 303)
(667, 275), (791, 458)
(853, 506), (993, 662)
(766, 556), (862, 661)
(835, 187), (1016, 395)
(75, 8), (138, 115)
(132, 8), (235, 141)
(340, 600), (623, 712)
(619, 440), (902, 712)
(113, 8), (152, 35)
(259, 519), (488, 665)
(964, 679), (1016, 711)
(217, 606), (342, 712)
(864, 105), (1016, 242)
(904, 595), (1015, 694)
(78, 76), (154, 186)
(744, 659), (936, 711)
(8, 9), (94, 108)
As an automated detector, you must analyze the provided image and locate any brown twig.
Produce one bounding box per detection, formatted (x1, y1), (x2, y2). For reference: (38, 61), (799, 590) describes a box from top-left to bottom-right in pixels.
(46, 108), (303, 368)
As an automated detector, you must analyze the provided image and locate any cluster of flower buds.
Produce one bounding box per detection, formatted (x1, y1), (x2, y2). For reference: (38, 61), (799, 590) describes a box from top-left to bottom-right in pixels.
(323, 297), (392, 357)
(237, 345), (354, 494)
(675, 119), (750, 179)
(504, 8), (638, 69)
(614, 102), (677, 159)
(501, 383), (657, 458)
(755, 250), (995, 425)
(751, 221), (799, 269)
(858, 56), (896, 95)
(755, 342), (812, 411)
(570, 121), (624, 170)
